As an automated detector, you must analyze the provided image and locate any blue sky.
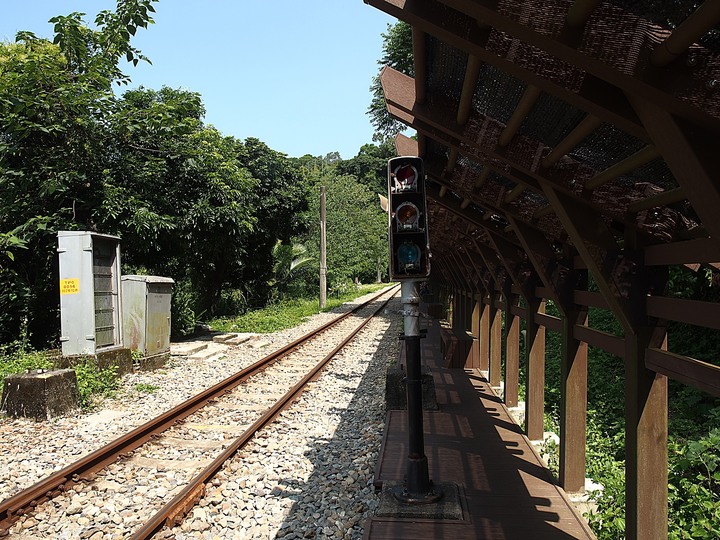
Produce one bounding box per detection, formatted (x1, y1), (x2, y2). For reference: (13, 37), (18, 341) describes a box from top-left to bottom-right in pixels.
(0, 1), (396, 159)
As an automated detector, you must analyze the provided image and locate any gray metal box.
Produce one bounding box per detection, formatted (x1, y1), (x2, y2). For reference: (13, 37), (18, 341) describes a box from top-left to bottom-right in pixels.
(121, 275), (173, 358)
(57, 231), (123, 356)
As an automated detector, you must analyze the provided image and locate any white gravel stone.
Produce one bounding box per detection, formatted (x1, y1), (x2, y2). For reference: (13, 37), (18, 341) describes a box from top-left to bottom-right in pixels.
(1, 289), (402, 538)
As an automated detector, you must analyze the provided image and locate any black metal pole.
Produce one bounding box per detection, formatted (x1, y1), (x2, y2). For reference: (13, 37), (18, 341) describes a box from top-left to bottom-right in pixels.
(394, 280), (442, 504)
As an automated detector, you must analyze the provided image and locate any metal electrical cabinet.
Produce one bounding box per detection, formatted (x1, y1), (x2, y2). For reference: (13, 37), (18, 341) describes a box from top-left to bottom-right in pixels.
(57, 231), (123, 356)
(121, 275), (173, 359)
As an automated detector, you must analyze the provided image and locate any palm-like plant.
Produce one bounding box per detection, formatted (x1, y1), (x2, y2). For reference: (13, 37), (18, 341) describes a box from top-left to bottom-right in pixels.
(269, 240), (313, 299)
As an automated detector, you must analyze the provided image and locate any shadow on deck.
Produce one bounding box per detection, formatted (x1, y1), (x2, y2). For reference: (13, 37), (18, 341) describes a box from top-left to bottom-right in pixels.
(364, 314), (596, 539)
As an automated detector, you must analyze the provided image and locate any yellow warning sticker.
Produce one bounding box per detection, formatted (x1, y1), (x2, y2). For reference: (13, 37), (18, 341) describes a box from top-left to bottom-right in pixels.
(60, 278), (80, 295)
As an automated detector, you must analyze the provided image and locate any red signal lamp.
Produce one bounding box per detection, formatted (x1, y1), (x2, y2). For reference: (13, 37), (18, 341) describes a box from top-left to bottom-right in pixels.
(392, 163), (419, 192)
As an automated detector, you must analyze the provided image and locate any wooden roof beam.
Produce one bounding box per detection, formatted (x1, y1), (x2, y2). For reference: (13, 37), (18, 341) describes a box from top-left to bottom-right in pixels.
(542, 114), (603, 168)
(381, 68), (649, 239)
(498, 84), (543, 203)
(583, 145), (662, 191)
(426, 181), (523, 249)
(364, 0), (649, 140)
(470, 237), (511, 294)
(626, 187), (686, 213)
(498, 85), (542, 147)
(451, 52), (483, 203)
(629, 96), (720, 243)
(507, 216), (570, 313)
(566, 0), (603, 29)
(413, 27), (427, 103)
(381, 67), (542, 193)
(459, 246), (492, 294)
(458, 54), (483, 125)
(543, 185), (635, 335)
(650, 0), (720, 67)
(486, 230), (539, 302)
(425, 162), (540, 242)
(434, 0), (720, 132)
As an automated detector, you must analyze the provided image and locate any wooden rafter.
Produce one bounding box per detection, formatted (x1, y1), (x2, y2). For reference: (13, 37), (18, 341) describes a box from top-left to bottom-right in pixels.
(628, 98), (720, 243)
(365, 0), (650, 139)
(434, 0), (720, 131)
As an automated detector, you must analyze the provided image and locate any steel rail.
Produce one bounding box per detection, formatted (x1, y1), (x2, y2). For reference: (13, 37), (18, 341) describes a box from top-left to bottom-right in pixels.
(131, 285), (398, 539)
(0, 285), (399, 533)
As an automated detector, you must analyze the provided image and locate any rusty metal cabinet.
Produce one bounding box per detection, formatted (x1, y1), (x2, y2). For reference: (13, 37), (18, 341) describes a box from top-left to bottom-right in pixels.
(121, 275), (173, 359)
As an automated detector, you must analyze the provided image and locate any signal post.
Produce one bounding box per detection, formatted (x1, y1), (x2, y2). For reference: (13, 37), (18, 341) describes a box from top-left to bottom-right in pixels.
(387, 157), (441, 504)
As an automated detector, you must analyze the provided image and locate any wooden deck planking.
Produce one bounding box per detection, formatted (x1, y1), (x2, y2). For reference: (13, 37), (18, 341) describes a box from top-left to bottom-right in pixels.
(365, 315), (596, 539)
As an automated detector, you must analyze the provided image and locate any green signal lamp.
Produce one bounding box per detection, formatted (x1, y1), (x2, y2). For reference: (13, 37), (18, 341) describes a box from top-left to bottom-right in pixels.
(397, 242), (421, 272)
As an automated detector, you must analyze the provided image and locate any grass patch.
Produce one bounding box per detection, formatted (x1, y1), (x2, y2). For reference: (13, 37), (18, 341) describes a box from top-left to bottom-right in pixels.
(0, 343), (54, 381)
(73, 359), (118, 409)
(133, 382), (160, 394)
(208, 283), (389, 334)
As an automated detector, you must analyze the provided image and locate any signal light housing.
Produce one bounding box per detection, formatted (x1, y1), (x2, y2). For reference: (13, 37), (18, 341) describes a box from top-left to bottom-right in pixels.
(387, 156), (430, 280)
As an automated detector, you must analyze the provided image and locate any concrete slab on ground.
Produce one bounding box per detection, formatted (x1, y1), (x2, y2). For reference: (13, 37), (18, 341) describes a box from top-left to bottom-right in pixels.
(171, 342), (208, 357)
(188, 343), (228, 361)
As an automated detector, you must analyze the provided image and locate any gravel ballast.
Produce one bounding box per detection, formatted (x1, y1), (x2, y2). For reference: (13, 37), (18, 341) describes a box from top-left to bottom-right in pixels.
(0, 290), (402, 539)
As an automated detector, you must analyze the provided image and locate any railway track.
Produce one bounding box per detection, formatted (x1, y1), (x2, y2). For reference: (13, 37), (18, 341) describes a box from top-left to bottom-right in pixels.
(0, 285), (399, 538)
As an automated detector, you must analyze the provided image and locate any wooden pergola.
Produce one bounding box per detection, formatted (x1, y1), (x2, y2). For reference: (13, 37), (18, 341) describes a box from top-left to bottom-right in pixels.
(364, 1), (720, 539)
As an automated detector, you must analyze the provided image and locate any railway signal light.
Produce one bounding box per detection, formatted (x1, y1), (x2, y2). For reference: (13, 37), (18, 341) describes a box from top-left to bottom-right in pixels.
(387, 156), (430, 280)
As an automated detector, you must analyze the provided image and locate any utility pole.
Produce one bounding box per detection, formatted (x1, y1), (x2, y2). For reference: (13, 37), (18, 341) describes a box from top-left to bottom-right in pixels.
(319, 186), (327, 309)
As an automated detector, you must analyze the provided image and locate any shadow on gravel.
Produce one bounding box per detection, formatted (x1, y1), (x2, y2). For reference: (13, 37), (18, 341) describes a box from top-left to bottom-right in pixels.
(270, 295), (402, 540)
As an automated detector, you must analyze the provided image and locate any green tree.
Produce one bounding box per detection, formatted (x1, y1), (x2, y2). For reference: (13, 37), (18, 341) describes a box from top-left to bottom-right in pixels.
(335, 141), (396, 194)
(368, 21), (414, 142)
(269, 240), (313, 300)
(102, 86), (258, 315)
(0, 2), (156, 345)
(302, 174), (388, 289)
(234, 138), (311, 308)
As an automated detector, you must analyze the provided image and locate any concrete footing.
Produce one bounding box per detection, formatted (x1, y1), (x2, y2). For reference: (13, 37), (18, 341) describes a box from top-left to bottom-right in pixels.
(2, 369), (79, 420)
(375, 481), (464, 520)
(57, 347), (133, 376)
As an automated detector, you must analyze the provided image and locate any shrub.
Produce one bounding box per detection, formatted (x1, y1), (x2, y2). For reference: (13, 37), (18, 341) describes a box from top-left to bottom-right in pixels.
(72, 359), (119, 409)
(171, 280), (198, 338)
(668, 429), (720, 539)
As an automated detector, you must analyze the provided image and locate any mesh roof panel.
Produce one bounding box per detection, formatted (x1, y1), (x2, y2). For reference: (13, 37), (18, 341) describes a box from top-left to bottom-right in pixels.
(472, 65), (526, 124)
(519, 93), (587, 148)
(569, 123), (646, 171)
(427, 36), (467, 105)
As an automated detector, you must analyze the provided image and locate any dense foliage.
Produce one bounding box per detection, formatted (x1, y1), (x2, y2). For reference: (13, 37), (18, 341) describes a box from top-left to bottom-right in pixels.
(1, 2), (394, 352)
(539, 268), (720, 539)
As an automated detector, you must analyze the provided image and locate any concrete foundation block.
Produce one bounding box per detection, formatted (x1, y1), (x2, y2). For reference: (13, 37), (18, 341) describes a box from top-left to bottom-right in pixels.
(376, 481), (464, 520)
(2, 369), (79, 420)
(56, 347), (133, 376)
(134, 352), (169, 371)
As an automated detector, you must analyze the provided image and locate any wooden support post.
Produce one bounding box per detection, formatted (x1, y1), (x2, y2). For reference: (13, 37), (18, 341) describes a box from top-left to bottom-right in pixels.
(625, 328), (668, 540)
(559, 310), (589, 493)
(479, 299), (491, 372)
(526, 300), (546, 441)
(463, 292), (472, 331)
(505, 307), (521, 408)
(490, 300), (503, 388)
(458, 292), (466, 331)
(471, 295), (482, 369)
